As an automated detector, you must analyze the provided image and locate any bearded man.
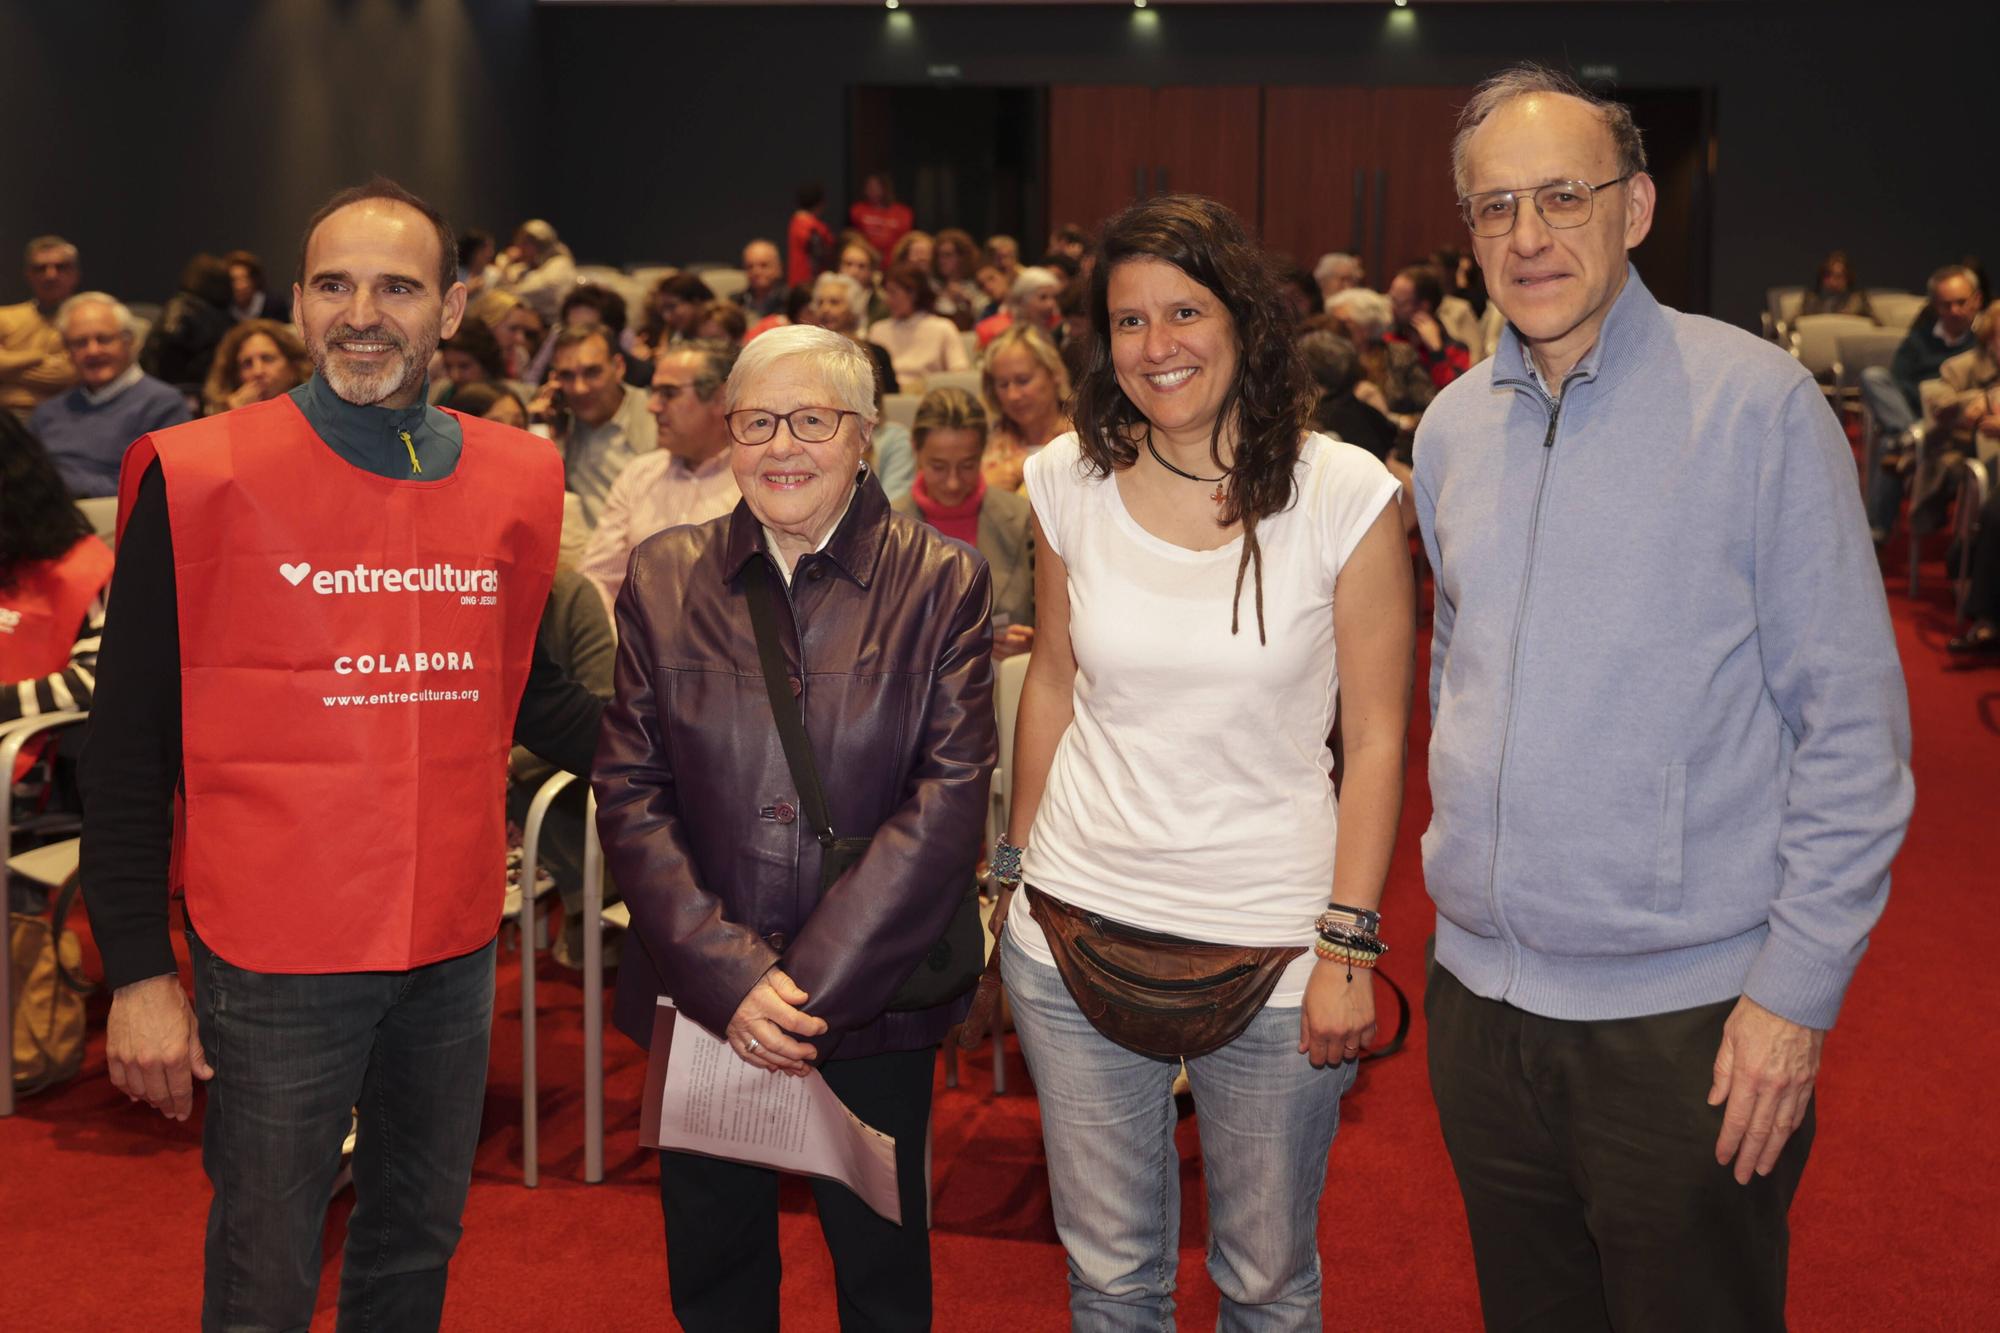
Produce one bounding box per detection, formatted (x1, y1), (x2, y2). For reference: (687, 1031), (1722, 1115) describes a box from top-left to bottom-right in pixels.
(79, 179), (603, 1332)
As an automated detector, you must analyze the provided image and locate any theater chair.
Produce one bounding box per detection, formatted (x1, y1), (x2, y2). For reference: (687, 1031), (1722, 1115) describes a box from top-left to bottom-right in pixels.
(923, 369), (984, 399)
(1954, 457), (1990, 630)
(504, 768), (578, 1186)
(1, 710), (89, 1117)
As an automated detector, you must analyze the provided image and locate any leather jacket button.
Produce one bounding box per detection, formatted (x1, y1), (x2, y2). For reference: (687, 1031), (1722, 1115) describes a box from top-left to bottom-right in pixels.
(765, 931), (788, 951)
(773, 801), (797, 824)
(807, 565), (827, 581)
(787, 674), (802, 696)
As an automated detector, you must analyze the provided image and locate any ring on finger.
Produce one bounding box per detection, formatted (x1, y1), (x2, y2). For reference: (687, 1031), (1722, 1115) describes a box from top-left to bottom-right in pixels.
(745, 1037), (762, 1055)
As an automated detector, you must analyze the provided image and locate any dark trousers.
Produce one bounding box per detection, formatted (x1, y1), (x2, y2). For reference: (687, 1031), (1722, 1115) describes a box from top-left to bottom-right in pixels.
(658, 1044), (938, 1332)
(1963, 485), (2000, 625)
(189, 933), (496, 1333)
(1426, 964), (1813, 1333)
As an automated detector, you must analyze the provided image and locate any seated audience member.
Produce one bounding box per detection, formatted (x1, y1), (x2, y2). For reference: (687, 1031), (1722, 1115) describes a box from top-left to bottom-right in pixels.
(976, 266), (1064, 350)
(1, 412), (113, 734)
(433, 315), (510, 404)
(471, 290), (548, 381)
(1313, 251), (1366, 307)
(1437, 245), (1489, 319)
(735, 239), (788, 318)
(201, 318), (310, 416)
(1861, 264), (1982, 540)
(1046, 223), (1091, 267)
(931, 228), (985, 330)
(1041, 251), (1082, 285)
(980, 321), (1072, 492)
(1799, 249), (1873, 320)
(1386, 264), (1473, 389)
(457, 227), (496, 292)
(222, 248), (290, 325)
(869, 263), (970, 392)
(0, 235), (81, 421)
(530, 324), (658, 529)
(693, 298), (748, 347)
(33, 293), (190, 498)
(490, 218), (577, 323)
(810, 271), (899, 395)
(1056, 276), (1092, 386)
(985, 234), (1023, 292)
(849, 170), (914, 256)
(1276, 260), (1323, 325)
(1328, 286), (1434, 432)
(891, 386), (1035, 658)
(1910, 299), (2000, 536)
(788, 183), (835, 288)
(578, 339), (742, 617)
(456, 379), (590, 571)
(562, 283), (649, 387)
(140, 252), (234, 394)
(508, 562), (617, 968)
(1299, 329), (1398, 461)
(837, 235), (891, 324)
(634, 272), (716, 359)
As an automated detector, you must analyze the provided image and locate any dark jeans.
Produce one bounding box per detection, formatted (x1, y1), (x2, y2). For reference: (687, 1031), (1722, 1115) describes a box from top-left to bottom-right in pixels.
(658, 1044), (938, 1332)
(189, 932), (496, 1333)
(1426, 964), (1813, 1333)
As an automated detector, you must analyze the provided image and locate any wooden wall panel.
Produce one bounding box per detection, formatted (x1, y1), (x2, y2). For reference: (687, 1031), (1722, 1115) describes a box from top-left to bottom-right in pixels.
(1151, 86), (1264, 231)
(1047, 86), (1155, 238)
(1261, 86), (1375, 268)
(1370, 86), (1476, 277)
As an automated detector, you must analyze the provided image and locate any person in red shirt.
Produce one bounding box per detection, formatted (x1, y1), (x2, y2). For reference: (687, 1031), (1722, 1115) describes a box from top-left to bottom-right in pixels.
(786, 183), (834, 289)
(849, 172), (913, 257)
(1385, 264), (1471, 389)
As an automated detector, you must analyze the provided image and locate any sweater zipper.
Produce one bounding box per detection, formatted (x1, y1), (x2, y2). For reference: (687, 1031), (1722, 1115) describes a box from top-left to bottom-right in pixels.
(1482, 373), (1578, 993)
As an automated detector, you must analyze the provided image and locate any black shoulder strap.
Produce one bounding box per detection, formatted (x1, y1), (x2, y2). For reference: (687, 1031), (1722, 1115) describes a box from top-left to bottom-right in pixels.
(741, 557), (836, 847)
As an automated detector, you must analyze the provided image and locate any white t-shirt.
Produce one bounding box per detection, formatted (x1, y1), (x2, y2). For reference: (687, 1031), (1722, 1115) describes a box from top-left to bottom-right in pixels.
(1016, 431), (1400, 1005)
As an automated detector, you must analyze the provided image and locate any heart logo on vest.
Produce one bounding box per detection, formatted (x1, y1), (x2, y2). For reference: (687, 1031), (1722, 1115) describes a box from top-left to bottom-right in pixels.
(279, 562), (312, 586)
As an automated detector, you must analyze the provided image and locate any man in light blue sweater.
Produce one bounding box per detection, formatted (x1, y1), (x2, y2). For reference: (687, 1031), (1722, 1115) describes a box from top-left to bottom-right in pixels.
(1414, 66), (1913, 1330)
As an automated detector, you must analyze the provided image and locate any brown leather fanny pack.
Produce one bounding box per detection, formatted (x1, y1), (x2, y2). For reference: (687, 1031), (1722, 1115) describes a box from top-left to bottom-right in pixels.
(1023, 886), (1304, 1061)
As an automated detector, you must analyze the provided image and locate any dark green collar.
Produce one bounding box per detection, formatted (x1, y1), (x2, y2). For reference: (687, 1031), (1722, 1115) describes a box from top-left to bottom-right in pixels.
(289, 371), (463, 480)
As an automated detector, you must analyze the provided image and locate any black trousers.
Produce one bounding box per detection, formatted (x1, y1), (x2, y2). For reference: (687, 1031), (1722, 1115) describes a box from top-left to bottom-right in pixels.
(1426, 964), (1814, 1333)
(658, 1044), (938, 1333)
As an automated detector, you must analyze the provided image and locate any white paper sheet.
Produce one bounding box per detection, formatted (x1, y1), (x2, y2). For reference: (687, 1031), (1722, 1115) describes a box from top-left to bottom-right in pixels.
(639, 1000), (903, 1225)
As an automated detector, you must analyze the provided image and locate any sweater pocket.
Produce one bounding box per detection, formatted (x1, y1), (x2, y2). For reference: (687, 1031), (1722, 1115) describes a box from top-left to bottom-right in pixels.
(1652, 763), (1687, 914)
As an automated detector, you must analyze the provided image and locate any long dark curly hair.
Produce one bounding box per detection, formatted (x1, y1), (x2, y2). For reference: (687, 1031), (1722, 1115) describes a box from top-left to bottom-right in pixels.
(1071, 194), (1311, 642)
(0, 414), (93, 591)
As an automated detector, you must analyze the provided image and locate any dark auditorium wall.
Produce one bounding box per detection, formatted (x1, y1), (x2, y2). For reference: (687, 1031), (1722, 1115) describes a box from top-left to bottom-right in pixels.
(0, 0), (544, 309)
(4, 2), (1992, 332)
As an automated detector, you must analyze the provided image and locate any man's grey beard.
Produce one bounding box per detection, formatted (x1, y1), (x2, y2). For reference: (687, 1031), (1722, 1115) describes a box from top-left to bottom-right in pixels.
(308, 320), (438, 406)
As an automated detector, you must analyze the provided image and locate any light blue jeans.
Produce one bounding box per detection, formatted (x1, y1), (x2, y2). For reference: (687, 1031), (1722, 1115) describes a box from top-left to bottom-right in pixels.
(1002, 929), (1356, 1332)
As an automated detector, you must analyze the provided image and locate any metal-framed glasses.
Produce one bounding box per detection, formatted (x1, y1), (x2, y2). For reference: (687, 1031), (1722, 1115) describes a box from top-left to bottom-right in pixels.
(725, 406), (858, 446)
(1457, 175), (1631, 238)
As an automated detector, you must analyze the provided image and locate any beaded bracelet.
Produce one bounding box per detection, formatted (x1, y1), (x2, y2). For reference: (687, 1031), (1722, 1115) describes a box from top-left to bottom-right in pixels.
(990, 836), (1025, 887)
(1314, 939), (1381, 970)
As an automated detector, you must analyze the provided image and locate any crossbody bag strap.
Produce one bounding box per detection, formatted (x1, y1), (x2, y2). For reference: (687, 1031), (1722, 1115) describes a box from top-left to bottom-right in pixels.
(741, 557), (836, 847)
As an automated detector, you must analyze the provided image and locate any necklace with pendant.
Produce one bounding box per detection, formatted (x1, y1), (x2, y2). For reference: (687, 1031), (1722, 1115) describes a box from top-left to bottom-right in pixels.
(1145, 431), (1226, 502)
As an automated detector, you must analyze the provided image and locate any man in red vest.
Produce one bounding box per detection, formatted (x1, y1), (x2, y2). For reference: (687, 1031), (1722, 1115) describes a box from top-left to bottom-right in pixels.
(79, 179), (602, 1331)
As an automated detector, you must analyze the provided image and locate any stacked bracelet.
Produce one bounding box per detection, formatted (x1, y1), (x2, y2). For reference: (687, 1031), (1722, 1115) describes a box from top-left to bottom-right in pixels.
(1314, 937), (1382, 968)
(990, 836), (1025, 887)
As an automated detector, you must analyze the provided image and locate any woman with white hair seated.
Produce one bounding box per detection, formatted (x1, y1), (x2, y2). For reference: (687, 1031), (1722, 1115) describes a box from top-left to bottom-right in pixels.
(976, 265), (1064, 350)
(1327, 286), (1435, 433)
(810, 270), (900, 396)
(595, 323), (995, 1331)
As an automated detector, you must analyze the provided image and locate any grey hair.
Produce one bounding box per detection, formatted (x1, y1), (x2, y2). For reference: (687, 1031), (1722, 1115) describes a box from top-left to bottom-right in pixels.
(726, 323), (878, 427)
(1451, 63), (1648, 197)
(1327, 288), (1392, 342)
(54, 291), (136, 338)
(25, 235), (77, 265)
(812, 270), (868, 312)
(1007, 266), (1062, 310)
(1312, 252), (1362, 285)
(1926, 264), (1978, 301)
(659, 337), (738, 402)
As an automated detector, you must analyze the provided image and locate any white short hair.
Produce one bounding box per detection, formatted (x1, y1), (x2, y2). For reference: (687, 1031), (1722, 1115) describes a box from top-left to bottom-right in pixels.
(1007, 266), (1062, 311)
(811, 271), (868, 312)
(1313, 252), (1361, 284)
(727, 323), (878, 424)
(54, 292), (136, 339)
(1327, 288), (1392, 341)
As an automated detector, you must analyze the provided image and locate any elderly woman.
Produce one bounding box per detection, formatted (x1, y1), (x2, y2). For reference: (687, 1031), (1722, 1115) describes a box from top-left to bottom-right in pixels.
(869, 262), (970, 394)
(200, 318), (311, 416)
(994, 195), (1412, 1327)
(595, 323), (995, 1332)
(892, 386), (1034, 657)
(979, 322), (1073, 492)
(976, 265), (1063, 351)
(811, 270), (900, 396)
(1328, 286), (1434, 433)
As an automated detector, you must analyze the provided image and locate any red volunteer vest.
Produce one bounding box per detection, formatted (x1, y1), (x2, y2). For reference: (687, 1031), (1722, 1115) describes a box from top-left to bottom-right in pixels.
(1, 534), (113, 778)
(116, 394), (562, 973)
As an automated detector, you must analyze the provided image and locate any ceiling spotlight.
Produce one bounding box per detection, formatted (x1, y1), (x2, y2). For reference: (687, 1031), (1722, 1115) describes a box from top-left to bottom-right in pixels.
(1134, 1), (1148, 9)
(885, 0), (899, 9)
(1394, 0), (1409, 7)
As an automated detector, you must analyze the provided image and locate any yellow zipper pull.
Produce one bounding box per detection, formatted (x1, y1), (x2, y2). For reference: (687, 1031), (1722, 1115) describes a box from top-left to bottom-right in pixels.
(400, 430), (422, 475)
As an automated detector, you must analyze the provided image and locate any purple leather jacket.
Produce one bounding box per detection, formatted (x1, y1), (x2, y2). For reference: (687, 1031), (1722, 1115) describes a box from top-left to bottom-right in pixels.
(595, 475), (995, 1060)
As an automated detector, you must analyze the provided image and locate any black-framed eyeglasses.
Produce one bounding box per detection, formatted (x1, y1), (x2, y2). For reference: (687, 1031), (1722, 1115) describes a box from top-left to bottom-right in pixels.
(1457, 175), (1631, 238)
(725, 406), (858, 446)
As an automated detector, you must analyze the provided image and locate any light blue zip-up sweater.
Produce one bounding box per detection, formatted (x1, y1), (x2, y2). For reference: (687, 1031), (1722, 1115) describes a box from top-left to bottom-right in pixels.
(1412, 268), (1913, 1031)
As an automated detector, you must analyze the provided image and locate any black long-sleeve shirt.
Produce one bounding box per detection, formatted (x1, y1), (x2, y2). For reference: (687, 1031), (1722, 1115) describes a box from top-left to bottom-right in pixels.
(80, 376), (603, 990)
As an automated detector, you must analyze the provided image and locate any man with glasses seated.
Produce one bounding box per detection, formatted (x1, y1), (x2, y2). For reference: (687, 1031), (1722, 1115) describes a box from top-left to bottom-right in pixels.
(1415, 64), (1911, 1330)
(529, 323), (658, 530)
(1859, 265), (1981, 543)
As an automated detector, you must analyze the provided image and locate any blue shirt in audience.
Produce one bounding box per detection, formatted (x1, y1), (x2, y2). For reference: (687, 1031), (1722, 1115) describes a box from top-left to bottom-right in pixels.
(32, 372), (191, 498)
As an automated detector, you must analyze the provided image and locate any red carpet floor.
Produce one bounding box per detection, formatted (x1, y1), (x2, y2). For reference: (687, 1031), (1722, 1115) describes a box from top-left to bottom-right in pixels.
(5, 556), (1997, 1330)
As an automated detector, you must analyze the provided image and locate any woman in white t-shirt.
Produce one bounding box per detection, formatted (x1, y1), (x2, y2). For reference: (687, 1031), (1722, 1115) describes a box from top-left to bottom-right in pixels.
(995, 194), (1413, 1329)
